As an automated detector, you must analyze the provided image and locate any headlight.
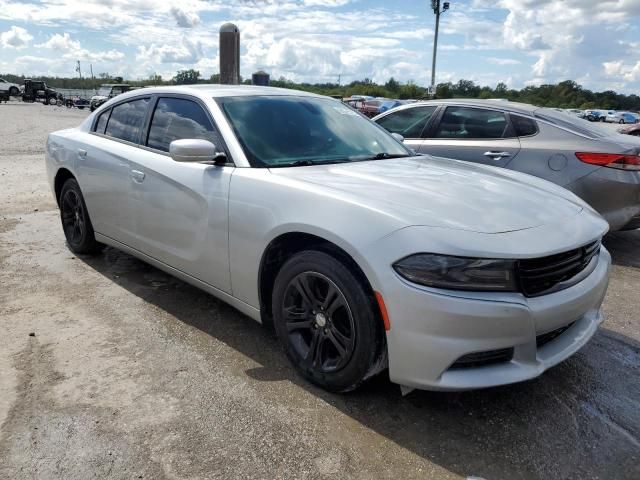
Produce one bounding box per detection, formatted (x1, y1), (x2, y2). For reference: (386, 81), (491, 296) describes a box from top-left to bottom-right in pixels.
(393, 254), (517, 292)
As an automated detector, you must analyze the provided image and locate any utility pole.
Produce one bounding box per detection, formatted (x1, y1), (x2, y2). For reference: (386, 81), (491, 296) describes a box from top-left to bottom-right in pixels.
(76, 60), (82, 81)
(430, 0), (450, 97)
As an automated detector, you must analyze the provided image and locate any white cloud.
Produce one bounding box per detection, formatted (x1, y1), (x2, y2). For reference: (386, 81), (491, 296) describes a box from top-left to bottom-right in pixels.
(0, 26), (33, 49)
(137, 37), (204, 65)
(487, 57), (521, 66)
(36, 33), (125, 63)
(170, 6), (200, 28)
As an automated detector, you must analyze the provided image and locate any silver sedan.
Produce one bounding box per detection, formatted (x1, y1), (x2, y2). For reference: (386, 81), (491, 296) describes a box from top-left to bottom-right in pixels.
(46, 86), (610, 393)
(374, 99), (640, 231)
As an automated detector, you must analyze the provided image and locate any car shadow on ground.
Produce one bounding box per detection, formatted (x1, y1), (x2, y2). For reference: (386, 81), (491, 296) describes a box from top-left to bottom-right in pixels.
(79, 235), (640, 480)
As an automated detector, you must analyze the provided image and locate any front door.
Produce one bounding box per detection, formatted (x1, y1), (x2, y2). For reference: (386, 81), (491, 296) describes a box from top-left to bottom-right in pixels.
(374, 105), (439, 153)
(126, 95), (234, 293)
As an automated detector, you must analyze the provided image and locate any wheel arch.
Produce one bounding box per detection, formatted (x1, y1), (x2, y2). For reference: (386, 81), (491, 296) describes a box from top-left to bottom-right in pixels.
(257, 231), (379, 326)
(53, 167), (76, 206)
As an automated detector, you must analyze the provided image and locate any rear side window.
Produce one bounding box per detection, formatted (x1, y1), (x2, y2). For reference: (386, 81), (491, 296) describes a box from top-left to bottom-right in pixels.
(94, 109), (110, 134)
(147, 97), (217, 152)
(434, 106), (508, 139)
(104, 98), (150, 144)
(511, 115), (538, 137)
(376, 106), (437, 138)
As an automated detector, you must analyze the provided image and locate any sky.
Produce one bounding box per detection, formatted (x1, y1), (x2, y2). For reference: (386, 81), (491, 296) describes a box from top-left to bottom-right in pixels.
(0, 0), (639, 93)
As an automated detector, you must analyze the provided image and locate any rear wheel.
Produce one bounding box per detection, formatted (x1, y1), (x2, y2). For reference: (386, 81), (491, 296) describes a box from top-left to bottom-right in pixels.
(272, 250), (384, 392)
(59, 179), (102, 255)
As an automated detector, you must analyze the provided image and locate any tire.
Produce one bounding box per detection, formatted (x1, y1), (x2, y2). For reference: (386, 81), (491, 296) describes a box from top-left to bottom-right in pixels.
(90, 105), (96, 112)
(619, 119), (625, 124)
(272, 250), (385, 392)
(9, 86), (18, 96)
(59, 178), (102, 255)
(600, 117), (605, 122)
(48, 96), (57, 105)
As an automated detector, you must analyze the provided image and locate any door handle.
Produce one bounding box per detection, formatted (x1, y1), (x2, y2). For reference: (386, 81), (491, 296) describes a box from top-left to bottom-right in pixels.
(78, 148), (87, 159)
(130, 169), (145, 183)
(484, 151), (511, 159)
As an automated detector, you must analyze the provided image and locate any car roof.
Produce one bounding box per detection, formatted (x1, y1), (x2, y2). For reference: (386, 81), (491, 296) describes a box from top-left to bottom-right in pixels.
(174, 84), (323, 98)
(112, 84), (325, 100)
(407, 98), (538, 115)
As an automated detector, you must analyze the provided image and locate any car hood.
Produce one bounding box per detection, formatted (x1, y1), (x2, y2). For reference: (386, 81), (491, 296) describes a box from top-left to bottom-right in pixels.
(269, 156), (586, 234)
(91, 95), (107, 101)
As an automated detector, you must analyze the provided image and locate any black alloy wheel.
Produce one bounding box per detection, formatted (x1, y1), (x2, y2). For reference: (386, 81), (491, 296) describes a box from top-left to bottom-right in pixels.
(282, 272), (356, 373)
(59, 179), (102, 254)
(272, 250), (385, 392)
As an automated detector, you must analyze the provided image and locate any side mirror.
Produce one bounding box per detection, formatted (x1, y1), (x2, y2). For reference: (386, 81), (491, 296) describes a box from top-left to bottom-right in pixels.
(391, 133), (405, 143)
(169, 139), (226, 164)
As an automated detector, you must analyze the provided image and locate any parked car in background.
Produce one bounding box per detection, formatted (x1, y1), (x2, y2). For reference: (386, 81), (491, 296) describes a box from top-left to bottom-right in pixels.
(605, 111), (638, 124)
(585, 110), (605, 122)
(565, 108), (586, 119)
(0, 78), (20, 96)
(619, 123), (640, 137)
(90, 84), (132, 111)
(378, 99), (404, 114)
(359, 99), (384, 117)
(21, 79), (60, 105)
(46, 85), (610, 393)
(374, 99), (640, 231)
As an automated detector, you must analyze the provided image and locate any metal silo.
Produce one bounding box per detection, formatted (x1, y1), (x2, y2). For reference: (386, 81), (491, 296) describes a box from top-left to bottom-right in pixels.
(252, 71), (270, 86)
(219, 23), (240, 85)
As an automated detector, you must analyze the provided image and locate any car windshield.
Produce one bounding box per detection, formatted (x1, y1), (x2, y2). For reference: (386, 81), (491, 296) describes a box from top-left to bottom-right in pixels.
(97, 87), (111, 96)
(217, 95), (412, 167)
(534, 107), (613, 139)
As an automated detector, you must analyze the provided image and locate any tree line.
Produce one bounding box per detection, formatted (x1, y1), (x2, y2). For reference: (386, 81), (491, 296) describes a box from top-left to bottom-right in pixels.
(2, 69), (638, 110)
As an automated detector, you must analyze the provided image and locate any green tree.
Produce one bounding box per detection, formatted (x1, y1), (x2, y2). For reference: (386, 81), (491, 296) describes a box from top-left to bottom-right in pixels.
(385, 77), (400, 92)
(174, 69), (200, 85)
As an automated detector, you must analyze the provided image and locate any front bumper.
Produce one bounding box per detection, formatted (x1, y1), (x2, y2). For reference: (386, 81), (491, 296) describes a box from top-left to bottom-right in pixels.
(381, 247), (611, 391)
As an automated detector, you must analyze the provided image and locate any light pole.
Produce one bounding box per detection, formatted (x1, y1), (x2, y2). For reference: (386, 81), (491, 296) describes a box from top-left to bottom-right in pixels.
(430, 0), (449, 97)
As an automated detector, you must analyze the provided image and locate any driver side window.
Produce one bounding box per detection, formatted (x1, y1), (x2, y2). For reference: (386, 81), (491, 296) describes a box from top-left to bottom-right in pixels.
(376, 106), (437, 139)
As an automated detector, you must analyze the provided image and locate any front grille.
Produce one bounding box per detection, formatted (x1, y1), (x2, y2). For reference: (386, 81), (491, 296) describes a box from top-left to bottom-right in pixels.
(536, 321), (575, 348)
(518, 241), (600, 297)
(449, 347), (514, 370)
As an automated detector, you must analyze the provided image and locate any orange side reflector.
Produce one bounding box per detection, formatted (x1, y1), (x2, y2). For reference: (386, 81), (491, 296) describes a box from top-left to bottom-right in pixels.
(375, 291), (391, 331)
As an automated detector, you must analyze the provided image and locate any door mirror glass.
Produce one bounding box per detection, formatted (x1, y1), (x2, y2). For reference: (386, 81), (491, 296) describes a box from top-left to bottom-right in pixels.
(169, 139), (218, 162)
(391, 132), (404, 143)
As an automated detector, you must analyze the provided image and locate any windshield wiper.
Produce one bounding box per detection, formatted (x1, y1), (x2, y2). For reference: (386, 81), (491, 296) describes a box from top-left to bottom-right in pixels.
(362, 153), (411, 161)
(271, 158), (352, 168)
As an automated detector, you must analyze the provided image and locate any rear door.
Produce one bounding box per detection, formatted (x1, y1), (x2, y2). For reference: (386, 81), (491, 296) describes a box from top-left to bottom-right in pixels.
(126, 95), (234, 293)
(78, 96), (150, 245)
(418, 105), (521, 167)
(374, 105), (438, 152)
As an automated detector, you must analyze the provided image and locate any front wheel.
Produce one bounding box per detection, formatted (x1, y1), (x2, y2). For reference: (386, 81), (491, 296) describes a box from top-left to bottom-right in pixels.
(59, 179), (102, 254)
(9, 87), (18, 96)
(272, 250), (385, 392)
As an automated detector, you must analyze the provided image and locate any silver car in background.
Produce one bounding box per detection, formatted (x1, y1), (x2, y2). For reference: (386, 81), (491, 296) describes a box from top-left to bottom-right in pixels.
(46, 86), (610, 393)
(374, 99), (640, 231)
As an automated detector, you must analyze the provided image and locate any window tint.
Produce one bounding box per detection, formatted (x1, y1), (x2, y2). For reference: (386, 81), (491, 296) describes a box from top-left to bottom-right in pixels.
(435, 106), (508, 139)
(511, 115), (538, 137)
(104, 98), (150, 143)
(147, 97), (217, 152)
(376, 106), (437, 138)
(94, 109), (110, 134)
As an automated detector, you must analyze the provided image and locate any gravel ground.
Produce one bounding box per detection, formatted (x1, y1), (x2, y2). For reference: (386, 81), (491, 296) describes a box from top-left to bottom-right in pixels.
(0, 102), (639, 480)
